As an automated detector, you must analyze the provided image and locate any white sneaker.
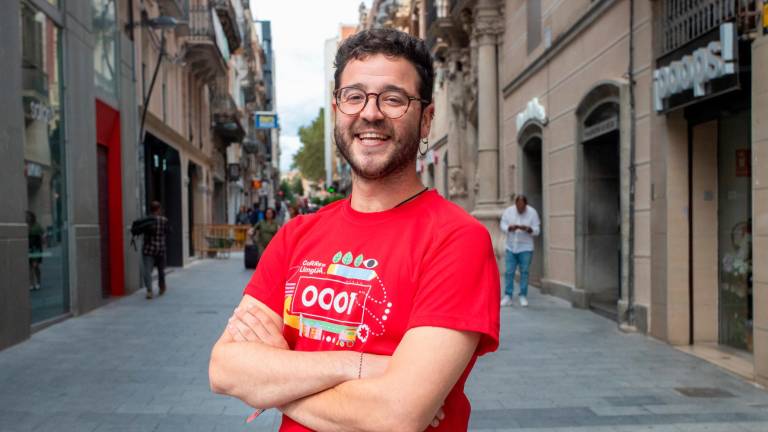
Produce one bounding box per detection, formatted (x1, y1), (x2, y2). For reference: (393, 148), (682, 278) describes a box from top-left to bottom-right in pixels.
(519, 296), (528, 307)
(500, 295), (513, 307)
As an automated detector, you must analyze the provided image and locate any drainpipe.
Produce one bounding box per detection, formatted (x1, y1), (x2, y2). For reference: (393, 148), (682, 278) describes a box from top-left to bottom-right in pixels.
(626, 0), (637, 327)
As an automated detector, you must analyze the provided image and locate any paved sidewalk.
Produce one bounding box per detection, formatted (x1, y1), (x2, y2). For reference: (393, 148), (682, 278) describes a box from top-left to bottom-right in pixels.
(0, 255), (766, 431)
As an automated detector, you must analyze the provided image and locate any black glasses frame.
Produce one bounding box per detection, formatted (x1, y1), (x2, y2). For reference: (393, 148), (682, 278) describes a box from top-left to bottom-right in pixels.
(334, 87), (430, 119)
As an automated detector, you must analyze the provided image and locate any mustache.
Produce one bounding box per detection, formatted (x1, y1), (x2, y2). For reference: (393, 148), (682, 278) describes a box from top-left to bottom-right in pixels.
(351, 119), (392, 135)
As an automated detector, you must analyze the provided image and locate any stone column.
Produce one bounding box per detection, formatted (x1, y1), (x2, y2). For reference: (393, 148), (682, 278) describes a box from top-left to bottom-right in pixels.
(470, 0), (505, 266)
(446, 49), (469, 209)
(473, 0), (503, 208)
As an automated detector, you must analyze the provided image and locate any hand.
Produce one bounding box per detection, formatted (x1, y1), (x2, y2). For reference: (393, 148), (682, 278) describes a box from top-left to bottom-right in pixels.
(508, 224), (518, 232)
(430, 403), (446, 428)
(227, 305), (289, 350)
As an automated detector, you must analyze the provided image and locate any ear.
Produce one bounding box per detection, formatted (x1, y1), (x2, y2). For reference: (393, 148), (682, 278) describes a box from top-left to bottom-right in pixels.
(331, 97), (338, 115)
(420, 103), (435, 139)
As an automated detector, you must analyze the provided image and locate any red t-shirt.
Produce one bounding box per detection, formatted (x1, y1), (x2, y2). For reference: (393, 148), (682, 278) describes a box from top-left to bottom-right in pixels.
(244, 190), (500, 431)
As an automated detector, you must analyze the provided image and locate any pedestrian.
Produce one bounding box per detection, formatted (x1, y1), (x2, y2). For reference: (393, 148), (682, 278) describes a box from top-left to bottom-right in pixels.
(209, 28), (500, 431)
(249, 207), (279, 254)
(236, 205), (250, 225)
(142, 200), (169, 299)
(249, 203), (260, 225)
(26, 211), (44, 291)
(499, 194), (541, 307)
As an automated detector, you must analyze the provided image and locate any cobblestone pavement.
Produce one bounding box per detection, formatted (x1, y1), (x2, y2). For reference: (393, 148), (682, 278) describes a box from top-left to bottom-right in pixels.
(1, 255), (767, 431)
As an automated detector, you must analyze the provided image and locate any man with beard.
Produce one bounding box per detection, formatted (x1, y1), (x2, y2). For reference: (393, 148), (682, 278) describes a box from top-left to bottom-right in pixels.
(209, 28), (500, 431)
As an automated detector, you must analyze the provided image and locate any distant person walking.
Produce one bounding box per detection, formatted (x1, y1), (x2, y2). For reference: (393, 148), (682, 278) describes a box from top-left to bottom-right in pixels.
(142, 201), (170, 299)
(27, 211), (44, 291)
(250, 207), (279, 253)
(500, 194), (540, 307)
(235, 205), (251, 225)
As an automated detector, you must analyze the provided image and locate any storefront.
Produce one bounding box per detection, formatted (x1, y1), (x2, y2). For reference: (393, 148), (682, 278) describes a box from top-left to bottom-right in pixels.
(21, 0), (70, 323)
(650, 2), (765, 384)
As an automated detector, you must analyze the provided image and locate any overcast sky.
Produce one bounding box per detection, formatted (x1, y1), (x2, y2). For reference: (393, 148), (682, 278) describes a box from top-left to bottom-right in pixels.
(249, 0), (372, 172)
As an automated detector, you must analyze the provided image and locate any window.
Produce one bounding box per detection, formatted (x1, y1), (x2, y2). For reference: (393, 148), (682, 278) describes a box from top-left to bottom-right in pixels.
(526, 0), (541, 54)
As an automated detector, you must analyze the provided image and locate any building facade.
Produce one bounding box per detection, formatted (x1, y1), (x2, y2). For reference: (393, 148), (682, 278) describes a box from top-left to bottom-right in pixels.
(362, 0), (767, 387)
(0, 0), (278, 351)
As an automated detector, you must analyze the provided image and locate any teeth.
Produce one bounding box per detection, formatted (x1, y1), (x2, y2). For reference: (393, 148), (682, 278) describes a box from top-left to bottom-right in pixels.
(358, 133), (388, 140)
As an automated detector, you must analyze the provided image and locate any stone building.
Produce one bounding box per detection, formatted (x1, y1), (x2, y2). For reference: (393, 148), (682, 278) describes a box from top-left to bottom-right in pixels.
(362, 0), (768, 387)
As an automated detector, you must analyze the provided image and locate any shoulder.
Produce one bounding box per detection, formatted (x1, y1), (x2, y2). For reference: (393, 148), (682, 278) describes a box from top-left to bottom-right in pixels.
(419, 193), (491, 242)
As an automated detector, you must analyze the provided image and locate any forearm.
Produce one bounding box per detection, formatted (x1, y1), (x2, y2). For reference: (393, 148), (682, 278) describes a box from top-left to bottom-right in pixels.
(281, 377), (421, 432)
(209, 340), (357, 409)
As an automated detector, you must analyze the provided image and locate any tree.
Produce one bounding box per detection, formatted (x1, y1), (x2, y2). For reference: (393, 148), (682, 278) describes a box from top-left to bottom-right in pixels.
(279, 179), (294, 202)
(292, 108), (326, 182)
(291, 176), (304, 197)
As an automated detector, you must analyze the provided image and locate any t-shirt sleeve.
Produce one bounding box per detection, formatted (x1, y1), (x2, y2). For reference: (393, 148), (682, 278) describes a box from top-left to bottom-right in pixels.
(407, 223), (501, 356)
(243, 223), (289, 317)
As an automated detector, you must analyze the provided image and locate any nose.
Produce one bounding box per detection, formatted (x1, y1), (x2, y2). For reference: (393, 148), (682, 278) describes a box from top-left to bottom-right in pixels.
(359, 94), (385, 122)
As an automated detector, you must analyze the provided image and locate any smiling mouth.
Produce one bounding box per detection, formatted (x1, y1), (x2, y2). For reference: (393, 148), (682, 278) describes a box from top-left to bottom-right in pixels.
(355, 132), (391, 143)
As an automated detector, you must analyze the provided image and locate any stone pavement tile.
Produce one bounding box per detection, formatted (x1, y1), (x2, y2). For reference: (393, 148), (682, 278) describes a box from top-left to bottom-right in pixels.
(673, 423), (752, 431)
(590, 406), (653, 416)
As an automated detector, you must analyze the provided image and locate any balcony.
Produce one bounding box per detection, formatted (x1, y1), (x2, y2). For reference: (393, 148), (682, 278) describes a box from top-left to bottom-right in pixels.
(156, 0), (186, 19)
(210, 0), (242, 51)
(657, 0), (763, 58)
(426, 0), (470, 55)
(211, 78), (244, 142)
(183, 6), (227, 83)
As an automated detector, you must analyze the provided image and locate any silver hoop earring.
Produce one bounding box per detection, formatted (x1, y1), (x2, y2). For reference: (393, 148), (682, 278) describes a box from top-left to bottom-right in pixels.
(418, 138), (429, 156)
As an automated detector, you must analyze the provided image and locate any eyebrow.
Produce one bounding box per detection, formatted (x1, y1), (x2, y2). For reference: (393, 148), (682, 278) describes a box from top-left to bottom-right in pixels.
(343, 83), (411, 94)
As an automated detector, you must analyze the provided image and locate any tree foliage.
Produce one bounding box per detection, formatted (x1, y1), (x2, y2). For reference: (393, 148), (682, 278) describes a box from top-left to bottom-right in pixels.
(292, 108), (326, 182)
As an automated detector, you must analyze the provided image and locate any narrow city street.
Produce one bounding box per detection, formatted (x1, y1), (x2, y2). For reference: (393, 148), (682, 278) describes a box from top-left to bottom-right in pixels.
(1, 256), (767, 432)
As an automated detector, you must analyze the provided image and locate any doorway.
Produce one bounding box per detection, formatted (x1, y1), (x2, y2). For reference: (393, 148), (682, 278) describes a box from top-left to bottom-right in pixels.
(521, 135), (543, 285)
(145, 133), (183, 267)
(577, 102), (622, 319)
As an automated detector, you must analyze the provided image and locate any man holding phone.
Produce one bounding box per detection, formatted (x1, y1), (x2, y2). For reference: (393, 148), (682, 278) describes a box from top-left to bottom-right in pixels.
(500, 194), (541, 307)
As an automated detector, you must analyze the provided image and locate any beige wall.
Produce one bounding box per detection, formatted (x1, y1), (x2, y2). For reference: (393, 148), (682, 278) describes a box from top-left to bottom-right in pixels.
(502, 0), (652, 315)
(752, 35), (768, 387)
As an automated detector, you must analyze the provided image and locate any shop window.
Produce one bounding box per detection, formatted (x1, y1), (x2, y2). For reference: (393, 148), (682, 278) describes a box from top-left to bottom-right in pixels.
(21, 1), (69, 322)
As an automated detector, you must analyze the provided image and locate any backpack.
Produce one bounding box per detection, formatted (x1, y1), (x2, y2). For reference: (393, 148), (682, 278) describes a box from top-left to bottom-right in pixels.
(129, 217), (154, 251)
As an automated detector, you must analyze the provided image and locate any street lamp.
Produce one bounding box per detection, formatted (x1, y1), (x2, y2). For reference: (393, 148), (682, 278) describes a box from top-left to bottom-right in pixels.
(132, 14), (180, 215)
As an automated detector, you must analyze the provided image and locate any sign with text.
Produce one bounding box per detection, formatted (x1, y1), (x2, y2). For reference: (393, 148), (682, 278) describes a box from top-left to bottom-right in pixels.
(254, 112), (279, 129)
(653, 23), (739, 113)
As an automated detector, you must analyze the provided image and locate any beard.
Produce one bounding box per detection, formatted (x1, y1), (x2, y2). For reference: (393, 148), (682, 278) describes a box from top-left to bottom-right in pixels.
(334, 117), (421, 181)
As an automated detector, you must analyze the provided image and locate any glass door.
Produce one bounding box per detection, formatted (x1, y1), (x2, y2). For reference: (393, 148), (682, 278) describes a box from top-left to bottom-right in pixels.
(718, 110), (753, 352)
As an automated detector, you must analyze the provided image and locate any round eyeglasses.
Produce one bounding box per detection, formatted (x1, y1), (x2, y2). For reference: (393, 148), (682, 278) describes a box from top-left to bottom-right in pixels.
(334, 87), (430, 119)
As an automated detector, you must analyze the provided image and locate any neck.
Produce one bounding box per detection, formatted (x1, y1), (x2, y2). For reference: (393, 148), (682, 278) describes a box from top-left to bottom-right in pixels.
(349, 163), (425, 212)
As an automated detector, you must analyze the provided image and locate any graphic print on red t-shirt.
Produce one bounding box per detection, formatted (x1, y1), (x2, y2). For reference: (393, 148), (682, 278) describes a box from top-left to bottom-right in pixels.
(283, 251), (392, 348)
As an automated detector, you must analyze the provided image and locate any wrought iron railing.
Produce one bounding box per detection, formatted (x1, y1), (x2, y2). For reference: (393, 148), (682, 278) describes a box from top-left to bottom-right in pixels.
(657, 0), (763, 58)
(188, 6), (214, 38)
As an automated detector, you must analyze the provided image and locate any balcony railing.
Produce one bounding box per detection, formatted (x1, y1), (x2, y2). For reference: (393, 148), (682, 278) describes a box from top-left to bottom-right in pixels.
(657, 0), (763, 58)
(210, 0), (242, 51)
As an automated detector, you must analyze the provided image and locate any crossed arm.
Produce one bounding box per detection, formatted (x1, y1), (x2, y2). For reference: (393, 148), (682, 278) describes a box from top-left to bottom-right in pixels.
(209, 294), (480, 432)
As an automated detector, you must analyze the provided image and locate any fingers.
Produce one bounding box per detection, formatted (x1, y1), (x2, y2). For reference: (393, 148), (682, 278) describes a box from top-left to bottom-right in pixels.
(227, 306), (289, 349)
(430, 404), (446, 428)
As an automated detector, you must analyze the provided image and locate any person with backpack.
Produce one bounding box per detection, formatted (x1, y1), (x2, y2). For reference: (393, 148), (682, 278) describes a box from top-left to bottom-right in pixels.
(140, 201), (170, 299)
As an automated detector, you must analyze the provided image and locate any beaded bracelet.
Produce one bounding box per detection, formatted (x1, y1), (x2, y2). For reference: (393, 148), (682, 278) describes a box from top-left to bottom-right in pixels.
(357, 351), (364, 379)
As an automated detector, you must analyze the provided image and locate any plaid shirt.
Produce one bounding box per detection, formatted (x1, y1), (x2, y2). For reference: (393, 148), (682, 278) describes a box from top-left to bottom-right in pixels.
(142, 215), (169, 257)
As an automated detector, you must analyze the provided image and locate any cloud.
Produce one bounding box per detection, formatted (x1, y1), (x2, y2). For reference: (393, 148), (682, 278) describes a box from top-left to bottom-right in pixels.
(279, 135), (302, 172)
(250, 0), (370, 172)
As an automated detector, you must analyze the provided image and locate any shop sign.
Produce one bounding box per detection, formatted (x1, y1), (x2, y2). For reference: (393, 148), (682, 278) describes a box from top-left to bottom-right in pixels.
(24, 98), (54, 123)
(228, 163), (241, 181)
(255, 112), (279, 129)
(735, 149), (750, 177)
(582, 116), (618, 141)
(653, 23), (737, 113)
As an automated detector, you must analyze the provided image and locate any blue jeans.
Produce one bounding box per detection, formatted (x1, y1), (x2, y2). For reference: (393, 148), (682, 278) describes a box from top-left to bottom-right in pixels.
(504, 250), (533, 298)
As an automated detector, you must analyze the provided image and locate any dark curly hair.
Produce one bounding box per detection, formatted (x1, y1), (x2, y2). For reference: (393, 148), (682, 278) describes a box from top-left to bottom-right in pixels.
(334, 28), (434, 104)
